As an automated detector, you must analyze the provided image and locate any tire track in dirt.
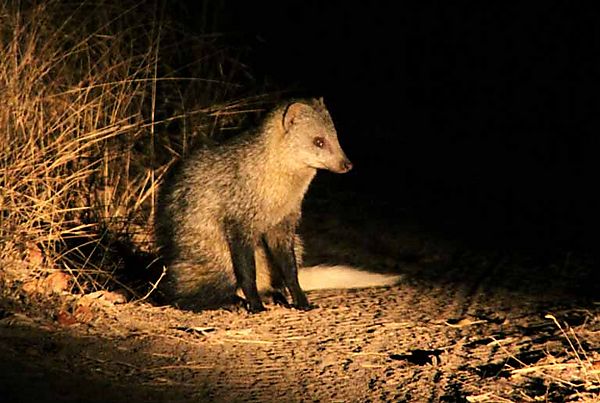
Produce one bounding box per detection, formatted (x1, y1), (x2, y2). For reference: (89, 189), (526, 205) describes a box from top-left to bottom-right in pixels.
(411, 253), (506, 401)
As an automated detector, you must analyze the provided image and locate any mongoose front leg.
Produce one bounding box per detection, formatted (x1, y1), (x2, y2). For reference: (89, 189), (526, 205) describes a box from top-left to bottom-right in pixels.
(228, 230), (265, 313)
(281, 245), (310, 310)
(264, 228), (311, 310)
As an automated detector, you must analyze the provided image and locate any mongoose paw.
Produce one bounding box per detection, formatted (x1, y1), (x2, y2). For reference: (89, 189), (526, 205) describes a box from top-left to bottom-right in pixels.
(271, 292), (291, 307)
(223, 296), (250, 313)
(246, 300), (267, 313)
(294, 302), (317, 311)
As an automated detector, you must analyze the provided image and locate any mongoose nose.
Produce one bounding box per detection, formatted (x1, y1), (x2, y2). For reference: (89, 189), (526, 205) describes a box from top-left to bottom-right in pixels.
(341, 160), (353, 172)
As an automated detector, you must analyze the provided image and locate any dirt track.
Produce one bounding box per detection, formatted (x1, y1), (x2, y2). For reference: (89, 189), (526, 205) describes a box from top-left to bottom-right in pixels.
(1, 273), (598, 402)
(1, 188), (599, 402)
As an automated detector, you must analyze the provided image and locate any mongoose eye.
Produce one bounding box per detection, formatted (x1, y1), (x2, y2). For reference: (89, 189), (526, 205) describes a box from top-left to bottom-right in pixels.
(313, 137), (325, 148)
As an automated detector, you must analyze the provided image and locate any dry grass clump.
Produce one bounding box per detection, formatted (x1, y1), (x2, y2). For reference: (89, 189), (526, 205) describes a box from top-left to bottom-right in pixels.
(0, 0), (258, 297)
(508, 314), (600, 402)
(474, 314), (600, 402)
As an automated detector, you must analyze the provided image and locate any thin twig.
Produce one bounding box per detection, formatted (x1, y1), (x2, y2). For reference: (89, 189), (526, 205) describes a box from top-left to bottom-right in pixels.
(138, 265), (167, 302)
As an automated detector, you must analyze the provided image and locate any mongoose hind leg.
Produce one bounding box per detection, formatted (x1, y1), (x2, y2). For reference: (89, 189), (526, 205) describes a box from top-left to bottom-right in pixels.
(165, 259), (238, 311)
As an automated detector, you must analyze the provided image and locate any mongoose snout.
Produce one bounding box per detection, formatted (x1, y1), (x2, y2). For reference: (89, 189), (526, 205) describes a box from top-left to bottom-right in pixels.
(339, 159), (353, 173)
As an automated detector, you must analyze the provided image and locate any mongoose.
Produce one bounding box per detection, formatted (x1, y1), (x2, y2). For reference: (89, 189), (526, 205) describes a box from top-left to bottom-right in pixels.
(156, 98), (398, 312)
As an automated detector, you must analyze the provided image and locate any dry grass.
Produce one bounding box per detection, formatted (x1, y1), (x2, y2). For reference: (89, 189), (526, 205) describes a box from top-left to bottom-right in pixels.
(0, 0), (262, 297)
(476, 314), (600, 402)
(511, 314), (600, 402)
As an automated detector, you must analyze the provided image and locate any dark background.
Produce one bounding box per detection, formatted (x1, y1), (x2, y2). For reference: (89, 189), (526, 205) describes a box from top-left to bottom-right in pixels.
(183, 2), (600, 254)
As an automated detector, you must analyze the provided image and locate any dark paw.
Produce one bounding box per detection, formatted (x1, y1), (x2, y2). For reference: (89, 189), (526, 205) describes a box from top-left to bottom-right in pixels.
(223, 296), (249, 312)
(231, 295), (266, 313)
(271, 292), (291, 307)
(246, 301), (267, 313)
(291, 292), (313, 311)
(294, 301), (317, 311)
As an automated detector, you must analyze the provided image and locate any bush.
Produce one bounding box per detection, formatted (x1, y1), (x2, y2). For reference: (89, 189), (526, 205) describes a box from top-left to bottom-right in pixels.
(0, 0), (258, 295)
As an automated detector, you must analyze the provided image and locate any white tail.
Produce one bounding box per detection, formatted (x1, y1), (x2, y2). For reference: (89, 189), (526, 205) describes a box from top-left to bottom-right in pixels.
(298, 265), (402, 291)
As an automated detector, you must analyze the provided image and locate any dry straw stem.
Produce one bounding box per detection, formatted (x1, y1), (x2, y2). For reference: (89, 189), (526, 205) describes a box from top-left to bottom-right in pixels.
(487, 313), (600, 401)
(0, 0), (256, 294)
(1, 1), (158, 282)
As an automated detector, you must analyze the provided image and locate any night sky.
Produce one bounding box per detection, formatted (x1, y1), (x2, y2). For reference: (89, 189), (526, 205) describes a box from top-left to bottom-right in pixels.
(187, 2), (600, 253)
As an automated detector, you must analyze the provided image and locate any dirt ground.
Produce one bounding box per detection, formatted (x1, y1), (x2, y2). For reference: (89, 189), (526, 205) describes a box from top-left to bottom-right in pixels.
(1, 186), (599, 402)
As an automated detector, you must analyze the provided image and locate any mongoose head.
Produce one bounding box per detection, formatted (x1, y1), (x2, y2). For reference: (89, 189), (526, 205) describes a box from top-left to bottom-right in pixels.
(281, 98), (353, 174)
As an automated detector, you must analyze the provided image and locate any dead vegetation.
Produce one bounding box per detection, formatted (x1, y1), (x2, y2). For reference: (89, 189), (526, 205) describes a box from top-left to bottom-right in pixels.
(0, 0), (267, 299)
(465, 313), (600, 402)
(510, 314), (600, 402)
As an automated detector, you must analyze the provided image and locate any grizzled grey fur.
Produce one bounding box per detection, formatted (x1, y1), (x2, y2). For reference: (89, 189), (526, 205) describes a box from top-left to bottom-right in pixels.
(155, 98), (352, 312)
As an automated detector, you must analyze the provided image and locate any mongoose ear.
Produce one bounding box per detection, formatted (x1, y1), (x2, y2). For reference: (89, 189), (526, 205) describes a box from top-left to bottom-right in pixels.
(282, 102), (311, 132)
(313, 97), (327, 113)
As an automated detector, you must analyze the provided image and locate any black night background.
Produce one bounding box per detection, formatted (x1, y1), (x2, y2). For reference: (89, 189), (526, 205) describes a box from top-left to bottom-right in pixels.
(212, 2), (599, 254)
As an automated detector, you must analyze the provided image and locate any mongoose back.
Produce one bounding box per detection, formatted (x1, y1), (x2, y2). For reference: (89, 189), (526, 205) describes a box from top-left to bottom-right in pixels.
(156, 98), (353, 312)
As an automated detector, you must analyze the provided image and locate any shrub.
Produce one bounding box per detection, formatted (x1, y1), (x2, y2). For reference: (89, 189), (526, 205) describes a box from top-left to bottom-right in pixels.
(0, 0), (258, 295)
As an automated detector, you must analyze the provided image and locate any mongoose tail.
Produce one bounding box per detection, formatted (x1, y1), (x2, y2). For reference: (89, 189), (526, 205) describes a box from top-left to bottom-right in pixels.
(297, 265), (402, 291)
(251, 265), (401, 298)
